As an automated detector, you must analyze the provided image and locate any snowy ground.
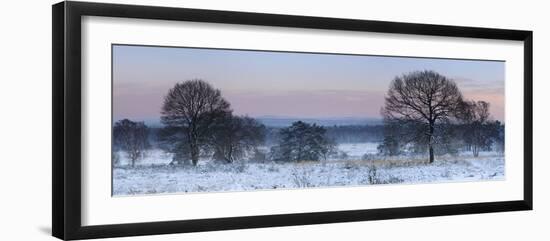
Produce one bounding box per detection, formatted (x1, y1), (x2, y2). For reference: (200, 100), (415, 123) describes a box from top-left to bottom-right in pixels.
(338, 142), (379, 157)
(112, 143), (504, 196)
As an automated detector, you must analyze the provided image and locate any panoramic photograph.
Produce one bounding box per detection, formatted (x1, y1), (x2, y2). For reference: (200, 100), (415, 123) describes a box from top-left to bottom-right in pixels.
(111, 44), (505, 196)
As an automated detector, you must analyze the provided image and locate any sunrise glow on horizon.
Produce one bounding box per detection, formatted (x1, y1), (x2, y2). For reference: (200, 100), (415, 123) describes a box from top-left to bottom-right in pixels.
(113, 45), (505, 123)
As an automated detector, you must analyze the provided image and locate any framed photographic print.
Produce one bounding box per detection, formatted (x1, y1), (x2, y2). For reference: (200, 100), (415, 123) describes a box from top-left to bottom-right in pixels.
(52, 1), (533, 240)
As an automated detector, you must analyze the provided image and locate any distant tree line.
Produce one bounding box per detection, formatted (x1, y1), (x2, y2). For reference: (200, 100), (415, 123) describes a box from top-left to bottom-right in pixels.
(262, 125), (383, 145)
(325, 125), (383, 143)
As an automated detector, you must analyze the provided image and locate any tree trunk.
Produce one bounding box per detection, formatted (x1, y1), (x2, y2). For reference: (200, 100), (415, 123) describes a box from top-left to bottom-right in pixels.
(428, 122), (435, 163)
(130, 152), (137, 167)
(227, 146), (233, 163)
(429, 145), (434, 163)
(190, 143), (199, 166)
(188, 126), (200, 166)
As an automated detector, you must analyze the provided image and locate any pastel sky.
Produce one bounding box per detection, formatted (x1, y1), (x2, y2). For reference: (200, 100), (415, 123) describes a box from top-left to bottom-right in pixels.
(113, 45), (505, 123)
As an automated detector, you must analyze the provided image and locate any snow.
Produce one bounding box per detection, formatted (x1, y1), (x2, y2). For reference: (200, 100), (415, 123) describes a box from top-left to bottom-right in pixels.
(114, 149), (172, 166)
(112, 143), (505, 196)
(337, 143), (379, 157)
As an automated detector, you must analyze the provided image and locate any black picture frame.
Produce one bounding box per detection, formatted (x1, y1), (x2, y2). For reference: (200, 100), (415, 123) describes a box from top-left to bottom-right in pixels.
(52, 1), (533, 240)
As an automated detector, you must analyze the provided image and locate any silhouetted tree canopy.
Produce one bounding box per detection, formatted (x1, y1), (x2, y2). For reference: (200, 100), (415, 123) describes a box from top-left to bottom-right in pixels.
(161, 79), (231, 166)
(113, 119), (150, 167)
(382, 70), (464, 163)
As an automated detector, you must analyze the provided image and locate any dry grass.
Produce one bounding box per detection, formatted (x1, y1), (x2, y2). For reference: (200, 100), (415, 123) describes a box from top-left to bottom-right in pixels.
(321, 152), (503, 168)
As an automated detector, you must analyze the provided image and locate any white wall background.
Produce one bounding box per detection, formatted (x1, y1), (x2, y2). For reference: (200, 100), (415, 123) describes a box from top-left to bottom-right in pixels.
(0, 0), (547, 240)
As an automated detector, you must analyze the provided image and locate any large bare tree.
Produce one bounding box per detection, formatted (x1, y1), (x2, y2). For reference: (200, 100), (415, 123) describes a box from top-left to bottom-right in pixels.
(113, 119), (150, 167)
(382, 70), (463, 163)
(161, 79), (231, 166)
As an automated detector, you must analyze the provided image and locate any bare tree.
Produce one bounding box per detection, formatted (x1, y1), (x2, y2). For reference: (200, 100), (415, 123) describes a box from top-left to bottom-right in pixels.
(382, 70), (463, 163)
(210, 115), (266, 163)
(460, 100), (492, 157)
(161, 79), (231, 166)
(113, 119), (150, 167)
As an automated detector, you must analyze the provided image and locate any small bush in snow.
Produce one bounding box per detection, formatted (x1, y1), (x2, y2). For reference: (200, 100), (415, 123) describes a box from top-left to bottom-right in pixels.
(291, 170), (313, 188)
(361, 153), (377, 161)
(343, 161), (359, 170)
(339, 151), (349, 160)
(233, 162), (248, 173)
(267, 164), (279, 173)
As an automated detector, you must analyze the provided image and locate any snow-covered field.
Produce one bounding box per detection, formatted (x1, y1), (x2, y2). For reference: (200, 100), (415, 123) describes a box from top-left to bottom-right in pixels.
(112, 143), (504, 196)
(338, 142), (379, 157)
